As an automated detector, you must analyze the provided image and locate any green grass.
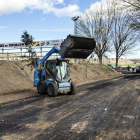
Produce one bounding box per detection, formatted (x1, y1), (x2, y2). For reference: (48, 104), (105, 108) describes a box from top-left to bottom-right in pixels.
(100, 66), (114, 73)
(73, 65), (78, 70)
(92, 69), (100, 75)
(107, 67), (115, 73)
(101, 68), (104, 71)
(69, 63), (73, 66)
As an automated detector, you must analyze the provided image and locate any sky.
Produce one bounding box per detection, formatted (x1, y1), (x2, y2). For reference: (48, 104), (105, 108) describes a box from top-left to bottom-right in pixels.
(0, 0), (139, 59)
(0, 0), (100, 42)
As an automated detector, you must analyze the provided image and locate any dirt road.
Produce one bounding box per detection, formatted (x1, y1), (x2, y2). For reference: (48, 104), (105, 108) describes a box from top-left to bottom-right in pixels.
(0, 74), (140, 140)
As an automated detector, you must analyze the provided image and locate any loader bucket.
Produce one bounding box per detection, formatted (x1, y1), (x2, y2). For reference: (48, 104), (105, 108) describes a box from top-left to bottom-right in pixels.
(60, 34), (96, 59)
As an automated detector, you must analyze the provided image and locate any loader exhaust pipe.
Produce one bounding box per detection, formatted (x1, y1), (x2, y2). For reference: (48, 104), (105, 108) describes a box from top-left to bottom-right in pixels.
(60, 34), (96, 59)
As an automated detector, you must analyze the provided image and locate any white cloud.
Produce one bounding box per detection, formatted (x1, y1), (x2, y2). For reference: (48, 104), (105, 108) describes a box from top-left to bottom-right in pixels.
(53, 5), (80, 17)
(0, 0), (81, 17)
(87, 0), (111, 13)
(57, 0), (64, 4)
(87, 0), (125, 14)
(82, 0), (126, 20)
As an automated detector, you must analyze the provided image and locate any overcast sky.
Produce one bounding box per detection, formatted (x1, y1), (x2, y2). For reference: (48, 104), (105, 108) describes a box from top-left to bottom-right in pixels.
(0, 0), (139, 59)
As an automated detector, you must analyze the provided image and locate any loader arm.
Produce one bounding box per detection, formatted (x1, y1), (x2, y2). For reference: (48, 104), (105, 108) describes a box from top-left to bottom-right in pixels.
(35, 46), (61, 69)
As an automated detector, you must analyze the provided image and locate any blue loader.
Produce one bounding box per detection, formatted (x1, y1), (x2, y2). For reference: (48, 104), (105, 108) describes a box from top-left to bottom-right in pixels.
(34, 34), (96, 97)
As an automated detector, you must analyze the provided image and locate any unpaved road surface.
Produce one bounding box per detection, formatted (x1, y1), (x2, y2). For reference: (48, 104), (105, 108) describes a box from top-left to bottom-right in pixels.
(0, 74), (140, 140)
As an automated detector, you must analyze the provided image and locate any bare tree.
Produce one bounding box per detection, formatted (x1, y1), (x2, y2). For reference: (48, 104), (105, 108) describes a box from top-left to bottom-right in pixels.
(122, 0), (140, 11)
(117, 0), (140, 30)
(111, 1), (138, 68)
(76, 2), (113, 64)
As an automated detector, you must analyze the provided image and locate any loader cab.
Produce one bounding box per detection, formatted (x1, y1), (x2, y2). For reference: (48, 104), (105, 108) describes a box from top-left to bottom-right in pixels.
(45, 59), (70, 82)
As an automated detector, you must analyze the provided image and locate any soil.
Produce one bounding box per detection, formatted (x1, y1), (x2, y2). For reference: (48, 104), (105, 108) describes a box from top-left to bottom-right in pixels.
(0, 60), (121, 95)
(0, 60), (34, 95)
(69, 63), (121, 83)
(0, 74), (140, 140)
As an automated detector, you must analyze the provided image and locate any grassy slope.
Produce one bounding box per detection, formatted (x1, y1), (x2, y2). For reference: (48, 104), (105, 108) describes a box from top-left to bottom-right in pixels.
(0, 61), (34, 95)
(69, 63), (121, 83)
(0, 61), (121, 95)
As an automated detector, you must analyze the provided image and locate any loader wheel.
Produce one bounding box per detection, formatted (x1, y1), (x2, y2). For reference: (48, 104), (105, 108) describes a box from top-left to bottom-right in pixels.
(68, 81), (77, 95)
(37, 81), (47, 95)
(136, 70), (139, 73)
(47, 83), (58, 97)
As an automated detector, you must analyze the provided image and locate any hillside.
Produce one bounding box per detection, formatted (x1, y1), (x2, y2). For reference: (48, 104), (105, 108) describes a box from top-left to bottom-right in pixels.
(0, 61), (34, 95)
(0, 60), (121, 95)
(130, 59), (140, 64)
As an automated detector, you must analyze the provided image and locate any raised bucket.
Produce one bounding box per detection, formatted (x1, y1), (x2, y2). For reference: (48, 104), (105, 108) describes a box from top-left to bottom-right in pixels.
(60, 34), (96, 58)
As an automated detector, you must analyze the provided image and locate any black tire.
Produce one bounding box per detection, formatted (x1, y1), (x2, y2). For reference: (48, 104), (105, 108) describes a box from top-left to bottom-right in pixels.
(37, 81), (47, 95)
(136, 70), (140, 73)
(47, 83), (58, 97)
(68, 81), (77, 95)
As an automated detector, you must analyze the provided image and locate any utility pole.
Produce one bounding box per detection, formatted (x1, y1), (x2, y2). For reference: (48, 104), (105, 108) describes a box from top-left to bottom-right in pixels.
(71, 16), (79, 35)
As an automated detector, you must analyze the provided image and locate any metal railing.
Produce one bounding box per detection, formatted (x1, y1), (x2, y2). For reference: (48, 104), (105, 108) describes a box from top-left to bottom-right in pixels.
(0, 46), (60, 61)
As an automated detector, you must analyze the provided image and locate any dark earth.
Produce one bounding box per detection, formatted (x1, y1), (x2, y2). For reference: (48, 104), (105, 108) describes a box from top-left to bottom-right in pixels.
(0, 73), (140, 140)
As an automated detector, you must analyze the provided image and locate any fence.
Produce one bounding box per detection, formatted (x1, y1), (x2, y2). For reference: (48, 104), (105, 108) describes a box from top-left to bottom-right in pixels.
(1, 46), (129, 64)
(0, 46), (60, 61)
(0, 46), (101, 63)
(0, 52), (102, 64)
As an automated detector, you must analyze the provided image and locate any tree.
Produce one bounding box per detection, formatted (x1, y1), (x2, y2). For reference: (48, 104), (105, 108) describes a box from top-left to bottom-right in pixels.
(117, 0), (140, 30)
(111, 0), (138, 69)
(122, 0), (140, 11)
(21, 30), (36, 59)
(75, 2), (113, 64)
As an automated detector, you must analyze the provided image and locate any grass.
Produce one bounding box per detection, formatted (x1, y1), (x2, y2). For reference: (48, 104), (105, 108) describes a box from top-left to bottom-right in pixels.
(92, 69), (100, 75)
(103, 63), (140, 67)
(101, 66), (114, 73)
(107, 67), (115, 73)
(69, 63), (73, 66)
(73, 65), (78, 70)
(101, 68), (104, 71)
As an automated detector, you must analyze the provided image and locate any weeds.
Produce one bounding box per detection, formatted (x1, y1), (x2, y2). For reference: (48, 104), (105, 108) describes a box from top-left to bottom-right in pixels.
(107, 67), (115, 73)
(69, 63), (73, 66)
(74, 65), (78, 70)
(101, 68), (104, 71)
(101, 66), (114, 73)
(92, 69), (100, 75)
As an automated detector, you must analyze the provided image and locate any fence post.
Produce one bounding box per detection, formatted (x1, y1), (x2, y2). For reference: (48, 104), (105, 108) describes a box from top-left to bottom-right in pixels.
(21, 47), (22, 61)
(2, 48), (4, 59)
(7, 53), (9, 61)
(40, 46), (42, 57)
(21, 47), (22, 55)
(2, 48), (4, 54)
